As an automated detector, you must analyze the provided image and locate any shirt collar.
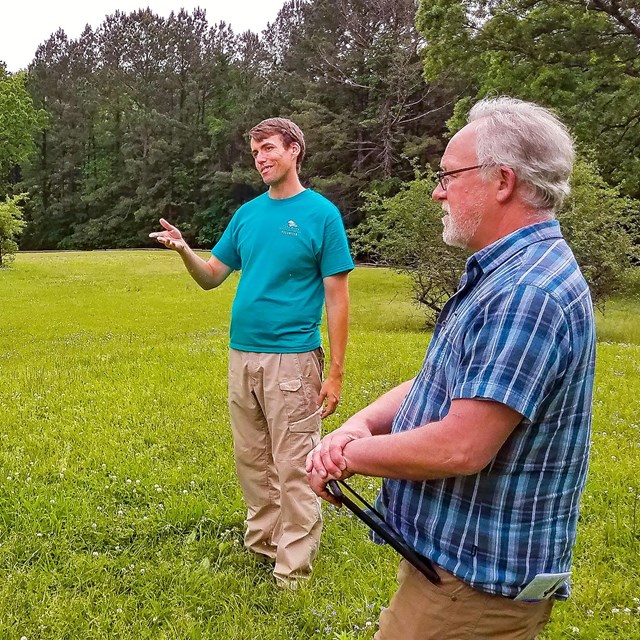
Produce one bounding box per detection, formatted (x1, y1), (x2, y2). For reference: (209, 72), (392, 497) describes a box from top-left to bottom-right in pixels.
(467, 220), (563, 277)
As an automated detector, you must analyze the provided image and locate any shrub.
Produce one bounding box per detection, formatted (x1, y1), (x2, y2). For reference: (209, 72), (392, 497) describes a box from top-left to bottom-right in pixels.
(0, 193), (27, 267)
(349, 171), (466, 325)
(350, 160), (637, 325)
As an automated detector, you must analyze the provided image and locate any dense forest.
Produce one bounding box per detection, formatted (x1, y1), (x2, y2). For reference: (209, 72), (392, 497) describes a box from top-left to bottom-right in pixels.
(4, 0), (445, 250)
(1, 0), (638, 278)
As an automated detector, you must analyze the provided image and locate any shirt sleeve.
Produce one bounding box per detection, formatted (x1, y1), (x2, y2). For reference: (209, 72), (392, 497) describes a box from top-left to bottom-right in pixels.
(211, 214), (241, 271)
(451, 284), (572, 421)
(319, 209), (355, 278)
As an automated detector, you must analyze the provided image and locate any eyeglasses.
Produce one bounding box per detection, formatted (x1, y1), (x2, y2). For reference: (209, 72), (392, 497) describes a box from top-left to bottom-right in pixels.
(435, 164), (483, 191)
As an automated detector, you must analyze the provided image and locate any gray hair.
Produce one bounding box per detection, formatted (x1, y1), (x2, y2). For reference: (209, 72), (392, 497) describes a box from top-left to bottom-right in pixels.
(468, 97), (575, 213)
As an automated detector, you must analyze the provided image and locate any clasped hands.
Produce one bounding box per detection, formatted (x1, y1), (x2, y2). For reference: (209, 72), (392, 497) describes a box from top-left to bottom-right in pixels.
(305, 423), (369, 506)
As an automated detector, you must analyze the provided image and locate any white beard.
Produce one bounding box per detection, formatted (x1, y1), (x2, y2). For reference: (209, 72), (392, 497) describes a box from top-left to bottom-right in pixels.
(442, 204), (483, 250)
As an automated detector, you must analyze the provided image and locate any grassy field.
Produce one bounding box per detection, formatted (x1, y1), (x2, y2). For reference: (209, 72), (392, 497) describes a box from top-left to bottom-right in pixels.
(0, 251), (639, 640)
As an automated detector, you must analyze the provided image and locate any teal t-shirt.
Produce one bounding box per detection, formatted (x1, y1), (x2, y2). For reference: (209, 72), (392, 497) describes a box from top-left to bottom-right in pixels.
(211, 189), (354, 353)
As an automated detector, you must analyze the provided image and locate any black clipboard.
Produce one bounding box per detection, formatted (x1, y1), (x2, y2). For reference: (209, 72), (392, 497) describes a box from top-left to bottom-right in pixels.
(327, 479), (441, 585)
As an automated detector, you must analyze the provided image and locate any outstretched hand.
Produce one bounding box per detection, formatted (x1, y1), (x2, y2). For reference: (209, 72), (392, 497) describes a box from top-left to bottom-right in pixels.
(149, 218), (186, 252)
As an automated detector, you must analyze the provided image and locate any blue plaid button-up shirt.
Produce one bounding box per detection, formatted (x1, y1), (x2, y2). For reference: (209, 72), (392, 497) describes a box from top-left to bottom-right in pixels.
(375, 220), (596, 599)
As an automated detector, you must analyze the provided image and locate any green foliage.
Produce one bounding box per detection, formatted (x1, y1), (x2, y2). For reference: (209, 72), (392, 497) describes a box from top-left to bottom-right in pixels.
(0, 69), (44, 191)
(559, 158), (639, 306)
(20, 12), (256, 251)
(0, 193), (27, 266)
(351, 159), (639, 323)
(0, 251), (639, 638)
(192, 205), (233, 247)
(417, 0), (640, 198)
(16, 1), (451, 249)
(350, 172), (465, 324)
(283, 0), (450, 221)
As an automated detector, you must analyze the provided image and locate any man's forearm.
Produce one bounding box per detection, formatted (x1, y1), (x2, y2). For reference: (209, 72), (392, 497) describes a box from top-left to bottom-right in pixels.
(179, 246), (228, 290)
(342, 397), (523, 480)
(324, 273), (350, 380)
(341, 427), (450, 480)
(344, 380), (414, 437)
(325, 297), (348, 380)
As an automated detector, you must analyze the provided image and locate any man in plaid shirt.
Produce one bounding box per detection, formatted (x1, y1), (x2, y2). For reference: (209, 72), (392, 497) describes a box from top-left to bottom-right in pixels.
(307, 97), (595, 639)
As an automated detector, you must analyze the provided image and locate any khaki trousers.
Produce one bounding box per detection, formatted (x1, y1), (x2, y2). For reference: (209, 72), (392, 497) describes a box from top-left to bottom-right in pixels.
(375, 561), (554, 640)
(228, 348), (323, 585)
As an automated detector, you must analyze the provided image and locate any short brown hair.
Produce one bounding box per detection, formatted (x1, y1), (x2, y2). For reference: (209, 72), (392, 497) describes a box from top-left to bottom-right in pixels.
(249, 117), (306, 170)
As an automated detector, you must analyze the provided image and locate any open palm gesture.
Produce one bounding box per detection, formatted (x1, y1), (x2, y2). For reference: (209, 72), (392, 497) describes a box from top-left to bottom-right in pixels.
(149, 218), (186, 252)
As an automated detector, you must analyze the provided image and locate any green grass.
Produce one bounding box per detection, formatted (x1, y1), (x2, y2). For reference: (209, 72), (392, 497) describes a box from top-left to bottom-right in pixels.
(0, 251), (639, 639)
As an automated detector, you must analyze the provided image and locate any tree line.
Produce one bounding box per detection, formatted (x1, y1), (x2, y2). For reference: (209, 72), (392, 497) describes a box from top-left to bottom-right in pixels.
(9, 0), (442, 251)
(1, 0), (638, 314)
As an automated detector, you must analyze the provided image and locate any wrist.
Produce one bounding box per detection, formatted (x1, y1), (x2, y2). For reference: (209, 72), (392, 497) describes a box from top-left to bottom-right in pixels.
(327, 366), (344, 380)
(177, 243), (191, 257)
(340, 420), (372, 439)
(342, 438), (361, 476)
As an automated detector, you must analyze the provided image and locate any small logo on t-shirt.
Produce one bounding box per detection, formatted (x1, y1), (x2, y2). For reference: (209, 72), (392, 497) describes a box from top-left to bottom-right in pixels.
(281, 220), (300, 236)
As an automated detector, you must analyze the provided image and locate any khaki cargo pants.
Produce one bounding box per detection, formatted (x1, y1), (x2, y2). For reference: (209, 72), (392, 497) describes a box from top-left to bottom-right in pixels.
(228, 348), (324, 586)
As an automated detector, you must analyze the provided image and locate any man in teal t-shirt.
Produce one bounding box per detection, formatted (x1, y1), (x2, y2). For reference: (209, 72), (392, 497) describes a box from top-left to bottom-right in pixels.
(150, 118), (354, 588)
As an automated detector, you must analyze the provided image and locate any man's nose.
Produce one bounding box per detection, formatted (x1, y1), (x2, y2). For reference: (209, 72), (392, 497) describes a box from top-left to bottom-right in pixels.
(432, 182), (446, 201)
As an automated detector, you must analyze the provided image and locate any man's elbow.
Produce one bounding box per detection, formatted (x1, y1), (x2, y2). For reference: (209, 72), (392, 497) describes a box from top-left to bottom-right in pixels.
(201, 266), (226, 290)
(446, 448), (493, 477)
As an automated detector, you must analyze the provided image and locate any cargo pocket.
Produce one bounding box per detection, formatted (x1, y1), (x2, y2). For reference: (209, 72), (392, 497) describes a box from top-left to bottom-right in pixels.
(286, 409), (321, 458)
(290, 408), (322, 433)
(279, 378), (309, 423)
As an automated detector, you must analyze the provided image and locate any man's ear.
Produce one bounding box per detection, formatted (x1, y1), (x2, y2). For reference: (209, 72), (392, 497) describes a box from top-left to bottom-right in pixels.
(496, 166), (517, 203)
(290, 142), (300, 157)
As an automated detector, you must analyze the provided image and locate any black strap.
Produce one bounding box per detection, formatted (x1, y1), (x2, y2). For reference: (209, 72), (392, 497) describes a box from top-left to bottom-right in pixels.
(327, 479), (441, 584)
